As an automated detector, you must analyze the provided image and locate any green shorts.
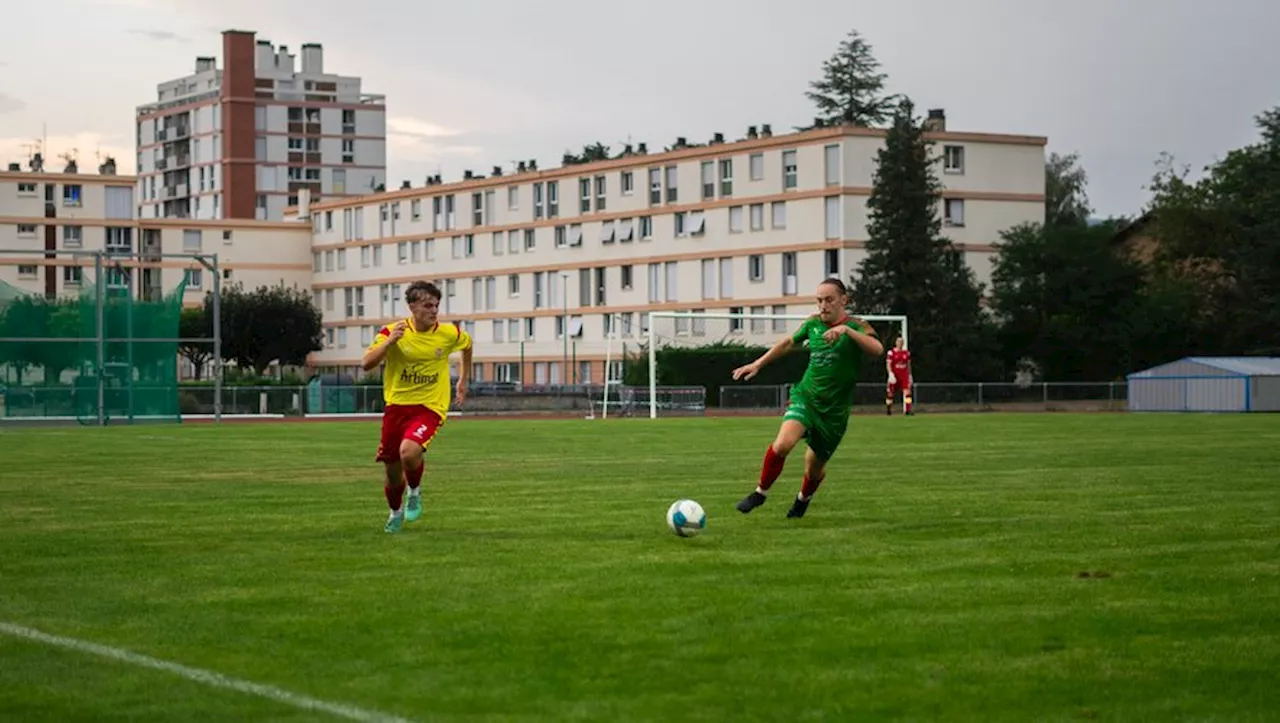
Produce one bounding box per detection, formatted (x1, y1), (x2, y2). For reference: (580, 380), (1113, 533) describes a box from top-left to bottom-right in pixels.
(781, 396), (849, 462)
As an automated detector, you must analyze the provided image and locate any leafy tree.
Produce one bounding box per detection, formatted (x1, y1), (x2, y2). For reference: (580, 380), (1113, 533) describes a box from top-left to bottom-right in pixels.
(806, 28), (900, 127)
(0, 295), (83, 383)
(212, 284), (323, 376)
(1045, 151), (1092, 228)
(562, 142), (612, 166)
(990, 220), (1148, 380)
(851, 98), (999, 381)
(178, 306), (214, 380)
(1144, 106), (1280, 355)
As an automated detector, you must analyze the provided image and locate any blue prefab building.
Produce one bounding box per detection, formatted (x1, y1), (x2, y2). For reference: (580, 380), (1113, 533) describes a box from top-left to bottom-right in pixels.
(1127, 357), (1280, 412)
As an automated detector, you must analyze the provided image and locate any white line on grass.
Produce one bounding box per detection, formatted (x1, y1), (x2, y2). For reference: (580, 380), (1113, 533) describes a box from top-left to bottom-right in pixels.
(0, 621), (416, 723)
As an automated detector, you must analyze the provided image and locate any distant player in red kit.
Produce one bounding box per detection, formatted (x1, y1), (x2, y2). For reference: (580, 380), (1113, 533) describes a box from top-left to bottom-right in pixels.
(885, 336), (913, 415)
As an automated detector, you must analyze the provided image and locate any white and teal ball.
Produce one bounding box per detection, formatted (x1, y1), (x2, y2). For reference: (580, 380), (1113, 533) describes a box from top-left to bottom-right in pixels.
(666, 499), (706, 537)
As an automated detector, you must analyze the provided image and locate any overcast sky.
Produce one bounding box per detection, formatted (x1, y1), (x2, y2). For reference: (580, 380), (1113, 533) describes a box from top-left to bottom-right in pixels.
(1, 0), (1276, 219)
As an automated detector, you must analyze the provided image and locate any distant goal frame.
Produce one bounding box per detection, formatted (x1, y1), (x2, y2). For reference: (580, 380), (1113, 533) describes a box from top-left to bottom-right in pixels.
(645, 310), (909, 419)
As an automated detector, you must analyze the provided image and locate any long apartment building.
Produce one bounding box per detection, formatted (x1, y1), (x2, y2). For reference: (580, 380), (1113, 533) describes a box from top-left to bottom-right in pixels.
(135, 30), (386, 222)
(0, 162), (311, 314)
(304, 114), (1047, 385)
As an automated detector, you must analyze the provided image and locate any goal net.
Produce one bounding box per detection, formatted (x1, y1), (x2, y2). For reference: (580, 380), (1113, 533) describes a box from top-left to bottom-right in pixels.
(644, 310), (908, 418)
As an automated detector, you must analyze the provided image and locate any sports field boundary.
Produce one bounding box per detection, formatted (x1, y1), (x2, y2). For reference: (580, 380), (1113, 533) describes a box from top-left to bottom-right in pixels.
(0, 621), (416, 722)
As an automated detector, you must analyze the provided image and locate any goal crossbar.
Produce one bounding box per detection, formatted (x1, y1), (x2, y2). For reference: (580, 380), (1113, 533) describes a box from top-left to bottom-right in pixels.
(645, 310), (908, 419)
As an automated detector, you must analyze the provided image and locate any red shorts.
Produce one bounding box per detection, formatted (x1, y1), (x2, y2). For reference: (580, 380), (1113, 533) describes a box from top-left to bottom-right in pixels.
(888, 372), (911, 390)
(375, 404), (443, 463)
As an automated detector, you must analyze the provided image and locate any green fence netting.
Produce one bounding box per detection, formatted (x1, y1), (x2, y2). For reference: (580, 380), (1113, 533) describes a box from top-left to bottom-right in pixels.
(0, 273), (187, 424)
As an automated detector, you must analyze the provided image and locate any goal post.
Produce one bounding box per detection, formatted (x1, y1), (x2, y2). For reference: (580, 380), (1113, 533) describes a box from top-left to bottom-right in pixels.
(645, 309), (909, 419)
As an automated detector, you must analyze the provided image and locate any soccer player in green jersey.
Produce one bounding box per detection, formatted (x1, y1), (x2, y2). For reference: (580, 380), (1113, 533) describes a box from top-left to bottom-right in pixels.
(731, 278), (884, 518)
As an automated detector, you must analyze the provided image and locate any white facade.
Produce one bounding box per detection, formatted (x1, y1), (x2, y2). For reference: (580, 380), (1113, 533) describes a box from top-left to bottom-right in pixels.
(135, 36), (386, 222)
(0, 169), (311, 306)
(303, 123), (1047, 383)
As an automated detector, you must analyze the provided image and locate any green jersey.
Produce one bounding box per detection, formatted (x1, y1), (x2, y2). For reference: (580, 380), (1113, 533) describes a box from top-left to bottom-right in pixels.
(788, 316), (869, 416)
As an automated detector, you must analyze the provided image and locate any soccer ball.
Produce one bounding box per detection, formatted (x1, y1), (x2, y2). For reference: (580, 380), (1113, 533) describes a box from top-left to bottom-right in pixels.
(666, 499), (706, 537)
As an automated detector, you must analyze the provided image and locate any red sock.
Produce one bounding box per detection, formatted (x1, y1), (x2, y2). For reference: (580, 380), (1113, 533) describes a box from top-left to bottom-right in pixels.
(801, 474), (825, 500)
(758, 445), (786, 492)
(384, 480), (405, 511)
(405, 462), (424, 490)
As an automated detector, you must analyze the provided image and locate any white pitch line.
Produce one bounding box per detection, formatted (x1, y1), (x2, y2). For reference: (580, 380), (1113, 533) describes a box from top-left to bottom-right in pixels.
(0, 621), (416, 723)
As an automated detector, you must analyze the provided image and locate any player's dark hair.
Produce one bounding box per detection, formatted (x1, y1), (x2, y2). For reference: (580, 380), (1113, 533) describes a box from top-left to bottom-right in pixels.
(819, 277), (849, 296)
(404, 280), (441, 304)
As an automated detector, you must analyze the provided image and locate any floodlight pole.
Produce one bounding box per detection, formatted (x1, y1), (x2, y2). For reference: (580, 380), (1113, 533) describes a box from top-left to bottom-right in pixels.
(211, 253), (222, 424)
(94, 253), (105, 427)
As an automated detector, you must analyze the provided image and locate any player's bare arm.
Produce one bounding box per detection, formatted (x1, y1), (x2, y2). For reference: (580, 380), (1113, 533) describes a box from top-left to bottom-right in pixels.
(733, 337), (797, 380)
(455, 342), (473, 405)
(361, 321), (406, 371)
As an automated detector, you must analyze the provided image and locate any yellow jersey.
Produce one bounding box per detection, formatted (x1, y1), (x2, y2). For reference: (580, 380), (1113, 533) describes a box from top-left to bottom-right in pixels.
(367, 318), (472, 415)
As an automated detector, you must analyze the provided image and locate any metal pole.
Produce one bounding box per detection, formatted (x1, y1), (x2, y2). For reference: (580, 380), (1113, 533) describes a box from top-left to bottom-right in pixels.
(94, 253), (105, 427)
(560, 272), (568, 387)
(212, 253), (222, 424)
(125, 265), (135, 424)
(648, 313), (658, 419)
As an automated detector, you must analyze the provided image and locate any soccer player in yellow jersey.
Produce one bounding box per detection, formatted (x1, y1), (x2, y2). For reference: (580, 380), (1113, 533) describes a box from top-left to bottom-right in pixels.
(362, 281), (473, 533)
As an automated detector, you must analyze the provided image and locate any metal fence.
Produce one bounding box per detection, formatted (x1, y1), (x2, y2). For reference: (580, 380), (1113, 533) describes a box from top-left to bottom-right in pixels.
(719, 381), (1128, 414)
(0, 381), (1129, 422)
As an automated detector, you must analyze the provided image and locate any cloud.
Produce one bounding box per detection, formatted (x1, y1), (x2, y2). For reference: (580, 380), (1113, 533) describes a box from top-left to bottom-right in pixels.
(386, 117), (482, 162)
(386, 117), (462, 140)
(0, 132), (135, 175)
(128, 28), (189, 42)
(0, 93), (24, 114)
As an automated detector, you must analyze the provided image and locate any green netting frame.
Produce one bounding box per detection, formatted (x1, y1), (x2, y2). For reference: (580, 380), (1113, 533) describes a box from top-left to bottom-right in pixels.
(0, 271), (187, 424)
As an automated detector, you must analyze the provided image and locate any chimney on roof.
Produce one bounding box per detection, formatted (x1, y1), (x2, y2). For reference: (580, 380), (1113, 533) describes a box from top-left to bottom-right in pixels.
(761, 124), (772, 137)
(711, 132), (724, 144)
(528, 160), (537, 171)
(276, 44), (294, 73)
(925, 108), (946, 132)
(301, 43), (323, 74)
(255, 40), (273, 69)
(195, 56), (216, 73)
(99, 157), (117, 175)
(493, 165), (503, 176)
(463, 170), (473, 180)
(7, 163), (20, 172)
(401, 180), (411, 189)
(296, 188), (311, 219)
(637, 142), (647, 154)
(517, 161), (526, 173)
(675, 137), (687, 148)
(747, 125), (758, 139)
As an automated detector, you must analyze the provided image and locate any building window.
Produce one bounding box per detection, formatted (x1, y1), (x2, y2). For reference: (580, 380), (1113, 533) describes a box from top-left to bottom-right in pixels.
(620, 170), (633, 195)
(62, 185), (83, 206)
(782, 150), (797, 189)
(62, 226), (83, 248)
(729, 206), (743, 233)
(944, 145), (965, 173)
(824, 196), (841, 239)
(824, 144), (840, 186)
(749, 254), (764, 282)
(719, 159), (733, 196)
(945, 199), (965, 226)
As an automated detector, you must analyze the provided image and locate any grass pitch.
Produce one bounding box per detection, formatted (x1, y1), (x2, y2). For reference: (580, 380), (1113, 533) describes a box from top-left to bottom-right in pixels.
(0, 413), (1277, 722)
